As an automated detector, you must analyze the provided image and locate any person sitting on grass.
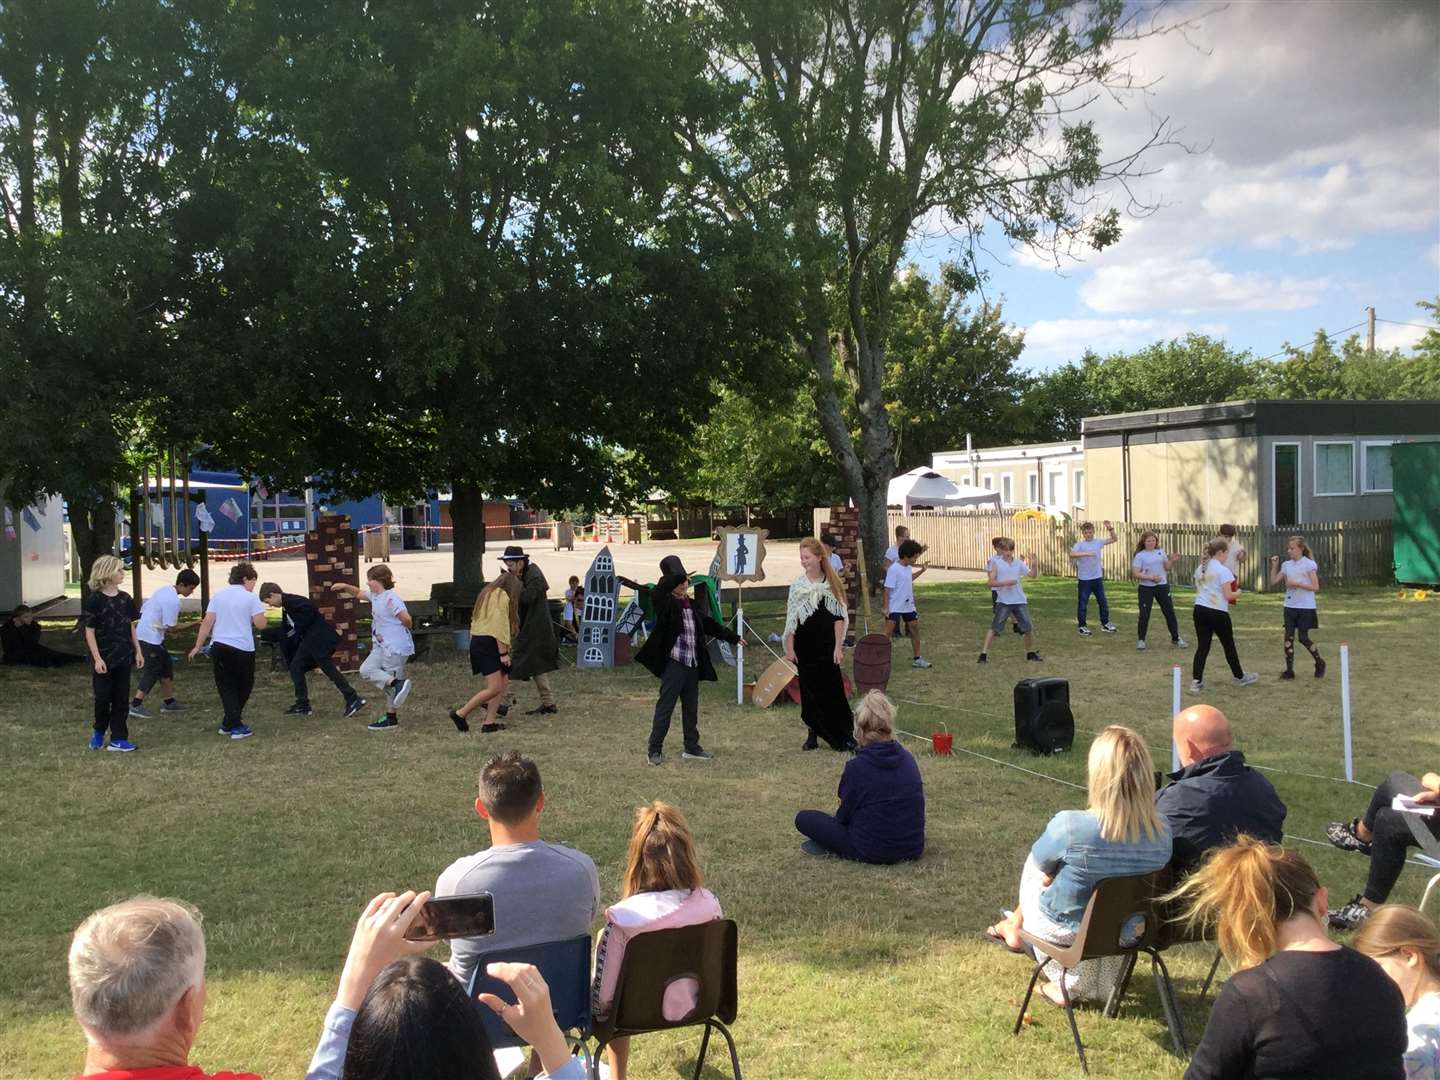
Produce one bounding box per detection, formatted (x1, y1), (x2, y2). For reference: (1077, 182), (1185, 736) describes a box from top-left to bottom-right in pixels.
(1, 604), (83, 667)
(591, 802), (723, 1080)
(1354, 905), (1440, 1079)
(305, 890), (584, 1080)
(1327, 769), (1440, 931)
(434, 751), (600, 991)
(794, 691), (925, 864)
(65, 895), (260, 1080)
(1169, 836), (1407, 1079)
(985, 725), (1172, 1004)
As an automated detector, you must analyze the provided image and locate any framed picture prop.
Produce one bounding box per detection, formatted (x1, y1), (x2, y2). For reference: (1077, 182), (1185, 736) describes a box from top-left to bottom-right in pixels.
(716, 527), (768, 583)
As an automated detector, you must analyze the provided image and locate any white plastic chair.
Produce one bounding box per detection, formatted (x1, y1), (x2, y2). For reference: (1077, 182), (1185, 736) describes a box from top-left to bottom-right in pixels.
(1417, 854), (1440, 913)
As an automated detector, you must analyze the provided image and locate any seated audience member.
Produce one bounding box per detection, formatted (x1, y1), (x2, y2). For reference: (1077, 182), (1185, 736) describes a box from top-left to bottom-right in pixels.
(986, 725), (1172, 1004)
(2, 604), (82, 667)
(1158, 704), (1287, 876)
(1171, 835), (1407, 1079)
(1329, 770), (1440, 930)
(306, 890), (583, 1080)
(794, 691), (925, 864)
(435, 751), (601, 989)
(1355, 905), (1440, 1080)
(592, 802), (722, 1080)
(66, 895), (259, 1080)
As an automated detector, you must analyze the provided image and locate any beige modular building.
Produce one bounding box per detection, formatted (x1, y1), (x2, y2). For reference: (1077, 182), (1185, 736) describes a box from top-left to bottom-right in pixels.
(931, 440), (1085, 515)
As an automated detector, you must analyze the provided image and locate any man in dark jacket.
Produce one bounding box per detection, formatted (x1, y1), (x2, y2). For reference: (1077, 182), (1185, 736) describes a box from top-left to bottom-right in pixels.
(1157, 703), (1286, 876)
(259, 583), (365, 718)
(634, 555), (742, 766)
(501, 546), (560, 715)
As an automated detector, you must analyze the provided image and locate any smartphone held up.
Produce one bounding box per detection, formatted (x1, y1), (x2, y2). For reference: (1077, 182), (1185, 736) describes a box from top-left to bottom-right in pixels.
(402, 892), (496, 942)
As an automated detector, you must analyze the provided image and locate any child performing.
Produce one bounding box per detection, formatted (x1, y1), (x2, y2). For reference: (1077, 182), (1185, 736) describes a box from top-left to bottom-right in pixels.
(331, 564), (413, 732)
(978, 539), (1042, 664)
(1270, 535), (1325, 680)
(259, 583), (366, 717)
(1131, 532), (1186, 650)
(130, 568), (200, 717)
(1191, 539), (1258, 693)
(884, 539), (931, 668)
(1070, 520), (1118, 635)
(81, 556), (144, 752)
(188, 561), (268, 739)
(449, 570), (521, 734)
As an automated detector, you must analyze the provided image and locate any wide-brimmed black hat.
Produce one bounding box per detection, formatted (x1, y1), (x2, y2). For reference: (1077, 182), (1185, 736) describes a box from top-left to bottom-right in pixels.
(499, 545), (528, 562)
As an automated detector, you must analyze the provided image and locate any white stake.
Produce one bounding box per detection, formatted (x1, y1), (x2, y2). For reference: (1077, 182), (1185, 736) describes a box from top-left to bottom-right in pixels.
(1171, 664), (1182, 772)
(1340, 642), (1353, 783)
(736, 584), (745, 705)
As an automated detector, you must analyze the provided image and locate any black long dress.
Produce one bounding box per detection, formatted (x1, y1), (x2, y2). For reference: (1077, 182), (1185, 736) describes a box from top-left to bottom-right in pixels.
(794, 606), (854, 750)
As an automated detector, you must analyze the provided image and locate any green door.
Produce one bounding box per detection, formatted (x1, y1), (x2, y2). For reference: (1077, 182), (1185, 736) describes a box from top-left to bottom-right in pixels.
(1393, 442), (1440, 585)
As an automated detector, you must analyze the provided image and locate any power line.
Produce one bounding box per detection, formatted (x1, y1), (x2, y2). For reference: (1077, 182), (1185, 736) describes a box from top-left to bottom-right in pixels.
(1375, 317), (1436, 332)
(1256, 320), (1367, 363)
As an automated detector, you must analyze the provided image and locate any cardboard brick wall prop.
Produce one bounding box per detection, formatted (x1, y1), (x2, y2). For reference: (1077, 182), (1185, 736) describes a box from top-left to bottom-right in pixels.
(306, 514), (361, 670)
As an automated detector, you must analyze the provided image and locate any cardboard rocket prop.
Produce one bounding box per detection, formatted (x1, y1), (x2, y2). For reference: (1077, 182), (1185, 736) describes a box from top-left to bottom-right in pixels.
(576, 546), (620, 669)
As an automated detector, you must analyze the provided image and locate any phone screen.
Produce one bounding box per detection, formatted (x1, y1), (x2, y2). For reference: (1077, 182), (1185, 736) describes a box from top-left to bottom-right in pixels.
(403, 892), (496, 942)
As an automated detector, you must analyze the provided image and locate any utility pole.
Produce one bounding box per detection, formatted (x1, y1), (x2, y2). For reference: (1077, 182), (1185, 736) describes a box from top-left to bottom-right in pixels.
(1366, 306), (1376, 354)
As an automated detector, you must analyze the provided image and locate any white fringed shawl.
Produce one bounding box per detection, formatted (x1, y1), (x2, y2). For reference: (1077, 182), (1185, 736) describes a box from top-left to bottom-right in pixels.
(784, 574), (848, 637)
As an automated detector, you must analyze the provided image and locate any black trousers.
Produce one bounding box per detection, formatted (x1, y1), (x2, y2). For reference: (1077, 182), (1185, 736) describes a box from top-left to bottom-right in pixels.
(649, 659), (701, 755)
(1137, 584), (1180, 642)
(93, 662), (132, 740)
(1192, 605), (1244, 681)
(1362, 771), (1440, 903)
(211, 643), (255, 730)
(289, 637), (357, 706)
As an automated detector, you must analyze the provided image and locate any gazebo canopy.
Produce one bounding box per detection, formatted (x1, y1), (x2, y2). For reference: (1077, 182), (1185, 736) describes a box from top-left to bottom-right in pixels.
(886, 467), (1003, 513)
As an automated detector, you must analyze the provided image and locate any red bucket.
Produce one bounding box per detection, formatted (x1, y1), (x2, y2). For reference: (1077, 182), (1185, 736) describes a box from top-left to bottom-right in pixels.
(932, 731), (953, 756)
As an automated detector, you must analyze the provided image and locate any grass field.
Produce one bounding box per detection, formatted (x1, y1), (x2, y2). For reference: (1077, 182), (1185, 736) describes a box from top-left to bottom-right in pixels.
(2, 578), (1436, 1079)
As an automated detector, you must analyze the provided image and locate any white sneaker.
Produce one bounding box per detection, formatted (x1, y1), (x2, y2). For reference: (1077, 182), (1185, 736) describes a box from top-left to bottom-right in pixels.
(1173, 638), (1188, 648)
(391, 678), (413, 707)
(1100, 623), (1118, 633)
(1136, 640), (1147, 651)
(912, 657), (932, 669)
(1189, 679), (1205, 693)
(1077, 626), (1093, 636)
(1234, 672), (1259, 687)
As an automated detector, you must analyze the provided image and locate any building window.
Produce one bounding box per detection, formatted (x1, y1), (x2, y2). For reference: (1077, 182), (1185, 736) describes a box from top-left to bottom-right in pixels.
(981, 474), (993, 490)
(1314, 442), (1355, 496)
(1027, 473), (1039, 505)
(1073, 469), (1085, 507)
(1000, 475), (1013, 505)
(1362, 442), (1394, 493)
(584, 647), (603, 664)
(1047, 472), (1063, 507)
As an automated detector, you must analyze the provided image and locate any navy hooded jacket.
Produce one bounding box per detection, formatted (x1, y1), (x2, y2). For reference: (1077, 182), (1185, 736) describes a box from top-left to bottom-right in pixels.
(1156, 750), (1287, 876)
(835, 739), (925, 863)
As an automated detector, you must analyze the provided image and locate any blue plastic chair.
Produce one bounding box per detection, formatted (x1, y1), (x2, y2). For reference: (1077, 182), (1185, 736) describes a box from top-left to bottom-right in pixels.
(466, 934), (593, 1073)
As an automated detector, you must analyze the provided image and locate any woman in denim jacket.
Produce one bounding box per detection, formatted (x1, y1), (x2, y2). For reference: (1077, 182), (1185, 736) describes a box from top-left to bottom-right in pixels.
(987, 725), (1173, 1003)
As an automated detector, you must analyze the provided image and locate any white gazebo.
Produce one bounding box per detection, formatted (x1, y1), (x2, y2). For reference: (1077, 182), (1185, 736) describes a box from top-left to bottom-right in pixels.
(886, 467), (1003, 514)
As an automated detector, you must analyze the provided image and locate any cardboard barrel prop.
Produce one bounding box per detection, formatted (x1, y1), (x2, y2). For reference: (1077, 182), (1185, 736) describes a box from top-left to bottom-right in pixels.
(751, 657), (799, 708)
(851, 633), (894, 696)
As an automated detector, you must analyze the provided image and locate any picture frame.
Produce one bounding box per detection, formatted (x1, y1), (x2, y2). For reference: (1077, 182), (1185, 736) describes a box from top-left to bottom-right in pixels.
(715, 527), (768, 583)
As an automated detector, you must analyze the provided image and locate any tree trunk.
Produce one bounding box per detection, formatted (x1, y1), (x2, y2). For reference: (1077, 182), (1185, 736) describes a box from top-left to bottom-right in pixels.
(66, 492), (117, 602)
(449, 481), (487, 595)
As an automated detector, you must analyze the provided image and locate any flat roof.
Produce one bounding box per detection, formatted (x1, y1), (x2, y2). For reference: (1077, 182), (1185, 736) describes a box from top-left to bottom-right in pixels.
(1083, 399), (1440, 438)
(933, 440), (1081, 457)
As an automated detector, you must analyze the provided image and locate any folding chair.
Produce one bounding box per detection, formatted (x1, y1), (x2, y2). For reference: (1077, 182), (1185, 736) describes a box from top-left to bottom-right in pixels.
(1417, 853), (1440, 914)
(467, 934), (594, 1075)
(589, 919), (741, 1080)
(1012, 871), (1186, 1074)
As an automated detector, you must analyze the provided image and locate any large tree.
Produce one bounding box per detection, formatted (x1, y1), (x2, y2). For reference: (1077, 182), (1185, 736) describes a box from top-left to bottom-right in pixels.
(693, 0), (1181, 583)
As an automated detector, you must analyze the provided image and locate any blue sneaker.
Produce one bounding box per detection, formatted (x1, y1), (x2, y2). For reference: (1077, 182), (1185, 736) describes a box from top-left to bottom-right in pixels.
(88, 732), (104, 750)
(106, 739), (138, 753)
(219, 725), (254, 740)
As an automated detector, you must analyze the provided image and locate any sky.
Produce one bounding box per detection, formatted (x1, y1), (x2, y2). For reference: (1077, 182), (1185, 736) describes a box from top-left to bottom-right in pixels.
(913, 0), (1440, 372)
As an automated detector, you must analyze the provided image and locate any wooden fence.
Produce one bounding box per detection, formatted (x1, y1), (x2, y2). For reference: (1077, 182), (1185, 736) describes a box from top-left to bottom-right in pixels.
(815, 510), (1395, 593)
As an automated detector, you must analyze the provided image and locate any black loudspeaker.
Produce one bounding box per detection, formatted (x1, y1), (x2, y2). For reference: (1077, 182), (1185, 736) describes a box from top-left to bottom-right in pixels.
(1013, 677), (1074, 755)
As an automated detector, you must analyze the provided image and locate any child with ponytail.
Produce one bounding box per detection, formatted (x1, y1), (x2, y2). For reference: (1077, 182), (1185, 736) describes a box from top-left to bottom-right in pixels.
(1355, 905), (1440, 1078)
(1170, 836), (1406, 1078)
(1269, 534), (1325, 680)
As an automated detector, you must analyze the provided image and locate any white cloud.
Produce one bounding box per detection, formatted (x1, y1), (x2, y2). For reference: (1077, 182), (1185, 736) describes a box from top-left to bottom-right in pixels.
(1021, 316), (1228, 367)
(1375, 322), (1428, 352)
(1078, 255), (1328, 315)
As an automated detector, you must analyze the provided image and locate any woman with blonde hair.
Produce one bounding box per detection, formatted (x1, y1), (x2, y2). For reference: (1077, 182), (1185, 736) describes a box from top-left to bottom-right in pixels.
(81, 555), (143, 751)
(1170, 836), (1406, 1078)
(591, 802), (722, 1080)
(784, 536), (853, 751)
(986, 726), (1171, 1003)
(1355, 905), (1440, 1079)
(450, 572), (522, 734)
(793, 691), (925, 863)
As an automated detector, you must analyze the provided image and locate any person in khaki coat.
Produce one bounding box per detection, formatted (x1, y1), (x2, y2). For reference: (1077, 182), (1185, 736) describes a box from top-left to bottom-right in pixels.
(501, 546), (560, 715)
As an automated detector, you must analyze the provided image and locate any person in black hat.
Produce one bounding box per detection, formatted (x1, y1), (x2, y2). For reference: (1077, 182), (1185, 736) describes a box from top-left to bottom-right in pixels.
(633, 555), (742, 766)
(499, 546), (560, 715)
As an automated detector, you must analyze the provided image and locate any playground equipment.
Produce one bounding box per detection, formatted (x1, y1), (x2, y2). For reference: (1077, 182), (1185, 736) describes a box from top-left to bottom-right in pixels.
(129, 450), (210, 606)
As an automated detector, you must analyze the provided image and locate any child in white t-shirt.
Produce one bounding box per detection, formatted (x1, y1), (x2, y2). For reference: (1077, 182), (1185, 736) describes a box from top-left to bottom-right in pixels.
(1069, 520), (1118, 635)
(883, 525), (909, 570)
(332, 563), (414, 731)
(562, 575), (581, 643)
(1190, 538), (1257, 693)
(884, 539), (930, 668)
(1131, 531), (1185, 651)
(131, 567), (200, 717)
(979, 537), (1042, 663)
(1269, 534), (1325, 680)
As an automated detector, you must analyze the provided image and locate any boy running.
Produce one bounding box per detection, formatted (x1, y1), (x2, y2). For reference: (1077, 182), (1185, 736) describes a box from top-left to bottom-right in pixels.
(884, 539), (931, 668)
(331, 564), (413, 731)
